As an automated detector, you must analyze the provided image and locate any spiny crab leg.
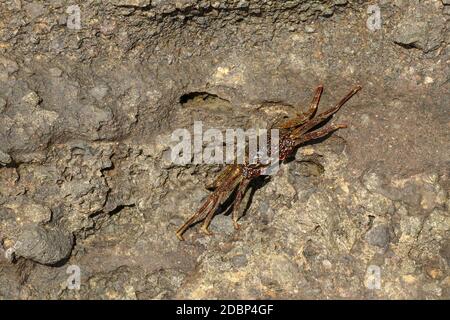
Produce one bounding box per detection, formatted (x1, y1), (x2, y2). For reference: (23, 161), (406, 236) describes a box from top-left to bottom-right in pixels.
(278, 85), (324, 129)
(199, 194), (223, 237)
(176, 168), (243, 241)
(290, 85), (362, 139)
(175, 191), (220, 241)
(231, 178), (251, 230)
(294, 124), (348, 146)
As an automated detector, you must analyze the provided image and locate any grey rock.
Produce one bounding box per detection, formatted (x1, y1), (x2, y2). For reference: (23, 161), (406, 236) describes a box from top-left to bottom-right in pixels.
(361, 167), (387, 194)
(392, 4), (445, 53)
(237, 0), (250, 8)
(365, 225), (391, 248)
(89, 85), (110, 101)
(0, 56), (19, 74)
(439, 240), (450, 266)
(21, 91), (41, 107)
(113, 0), (152, 7)
(24, 2), (47, 20)
(0, 97), (6, 113)
(0, 150), (11, 166)
(231, 254), (248, 267)
(304, 26), (316, 33)
(210, 214), (235, 236)
(15, 226), (74, 265)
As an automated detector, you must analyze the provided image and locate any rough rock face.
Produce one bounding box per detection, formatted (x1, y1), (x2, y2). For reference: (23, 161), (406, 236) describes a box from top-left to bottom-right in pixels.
(0, 0), (449, 299)
(14, 225), (74, 265)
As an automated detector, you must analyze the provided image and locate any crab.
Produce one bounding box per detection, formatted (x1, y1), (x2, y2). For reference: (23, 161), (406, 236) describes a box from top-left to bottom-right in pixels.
(176, 84), (362, 241)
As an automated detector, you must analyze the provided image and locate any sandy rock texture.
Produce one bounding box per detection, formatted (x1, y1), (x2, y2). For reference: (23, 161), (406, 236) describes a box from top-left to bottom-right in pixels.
(0, 0), (449, 299)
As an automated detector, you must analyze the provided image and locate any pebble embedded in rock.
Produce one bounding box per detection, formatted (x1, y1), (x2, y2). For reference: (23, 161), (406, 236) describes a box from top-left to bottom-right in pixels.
(439, 240), (450, 266)
(231, 254), (248, 268)
(0, 150), (12, 166)
(0, 97), (6, 112)
(24, 2), (46, 20)
(391, 4), (445, 53)
(304, 26), (316, 33)
(392, 22), (428, 50)
(113, 0), (151, 7)
(361, 168), (386, 194)
(21, 91), (41, 107)
(49, 67), (62, 77)
(210, 214), (235, 236)
(89, 85), (110, 102)
(14, 225), (74, 265)
(365, 224), (390, 248)
(23, 203), (52, 224)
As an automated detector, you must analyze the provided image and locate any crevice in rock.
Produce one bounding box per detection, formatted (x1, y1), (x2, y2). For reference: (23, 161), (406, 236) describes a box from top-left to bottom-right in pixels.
(108, 203), (136, 216)
(179, 92), (230, 107)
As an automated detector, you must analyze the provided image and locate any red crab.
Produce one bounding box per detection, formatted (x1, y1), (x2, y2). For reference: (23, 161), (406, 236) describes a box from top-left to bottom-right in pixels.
(176, 85), (362, 240)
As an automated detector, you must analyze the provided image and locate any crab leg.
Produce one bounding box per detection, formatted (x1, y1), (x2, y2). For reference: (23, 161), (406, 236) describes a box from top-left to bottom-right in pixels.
(290, 85), (361, 138)
(176, 168), (243, 240)
(205, 164), (238, 191)
(277, 85), (324, 129)
(199, 193), (226, 236)
(176, 192), (221, 241)
(231, 178), (251, 230)
(200, 171), (246, 235)
(293, 123), (347, 146)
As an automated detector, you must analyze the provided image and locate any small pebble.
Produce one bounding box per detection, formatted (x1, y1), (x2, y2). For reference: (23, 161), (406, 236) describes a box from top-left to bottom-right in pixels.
(49, 67), (62, 77)
(0, 150), (12, 166)
(424, 76), (434, 84)
(365, 224), (390, 248)
(89, 85), (109, 101)
(232, 254), (248, 268)
(210, 214), (234, 235)
(305, 26), (315, 33)
(22, 91), (41, 107)
(15, 225), (73, 265)
(0, 97), (6, 112)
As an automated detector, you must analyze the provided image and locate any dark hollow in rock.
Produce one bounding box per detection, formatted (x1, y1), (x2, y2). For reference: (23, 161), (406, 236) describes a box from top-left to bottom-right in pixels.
(179, 92), (230, 107)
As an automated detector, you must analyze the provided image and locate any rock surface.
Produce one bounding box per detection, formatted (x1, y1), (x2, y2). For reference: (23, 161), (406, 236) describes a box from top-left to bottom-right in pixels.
(0, 0), (448, 299)
(14, 225), (74, 265)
